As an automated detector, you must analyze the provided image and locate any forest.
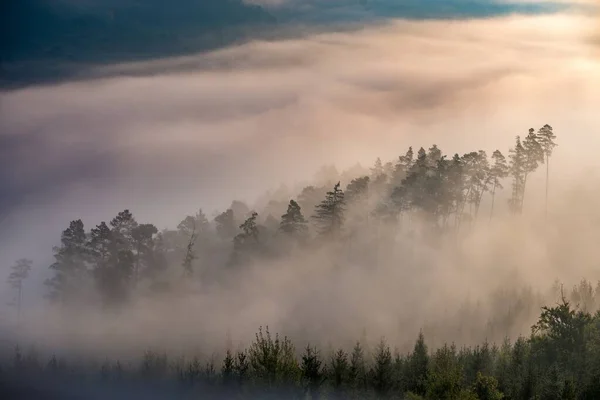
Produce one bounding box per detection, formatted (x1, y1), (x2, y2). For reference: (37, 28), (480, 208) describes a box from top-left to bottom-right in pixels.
(3, 124), (600, 399)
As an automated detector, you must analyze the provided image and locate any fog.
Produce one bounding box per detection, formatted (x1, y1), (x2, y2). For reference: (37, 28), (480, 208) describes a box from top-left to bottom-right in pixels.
(1, 9), (600, 361)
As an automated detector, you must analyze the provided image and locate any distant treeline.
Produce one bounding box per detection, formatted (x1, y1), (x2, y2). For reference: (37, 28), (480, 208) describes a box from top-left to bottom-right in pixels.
(2, 295), (600, 399)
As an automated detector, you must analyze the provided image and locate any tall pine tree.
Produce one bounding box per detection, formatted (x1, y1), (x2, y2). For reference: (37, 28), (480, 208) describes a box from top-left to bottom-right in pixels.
(313, 182), (346, 240)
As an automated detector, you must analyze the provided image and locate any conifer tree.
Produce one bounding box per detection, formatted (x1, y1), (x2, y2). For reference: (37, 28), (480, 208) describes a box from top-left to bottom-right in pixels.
(7, 258), (33, 324)
(301, 345), (326, 399)
(521, 128), (545, 210)
(232, 212), (261, 265)
(392, 147), (415, 186)
(406, 331), (429, 396)
(345, 176), (370, 205)
(45, 220), (88, 303)
(329, 349), (350, 399)
(279, 200), (308, 239)
(536, 124), (558, 219)
(488, 150), (509, 222)
(313, 182), (346, 239)
(181, 220), (197, 277)
(215, 209), (236, 240)
(131, 223), (158, 284)
(349, 341), (367, 398)
(371, 338), (394, 398)
(371, 157), (384, 178)
(508, 136), (527, 214)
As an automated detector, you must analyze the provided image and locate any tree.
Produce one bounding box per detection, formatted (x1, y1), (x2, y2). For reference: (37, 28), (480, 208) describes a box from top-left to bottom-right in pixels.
(248, 326), (299, 390)
(536, 124), (557, 219)
(313, 182), (346, 239)
(371, 157), (384, 179)
(349, 341), (368, 397)
(45, 220), (88, 304)
(521, 128), (545, 210)
(181, 220), (197, 277)
(406, 331), (429, 396)
(7, 258), (33, 324)
(279, 200), (308, 240)
(426, 344), (464, 400)
(392, 147), (414, 186)
(371, 338), (394, 398)
(89, 219), (132, 306)
(300, 345), (326, 399)
(329, 349), (350, 399)
(488, 150), (509, 223)
(232, 212), (261, 265)
(215, 209), (236, 239)
(131, 223), (158, 284)
(346, 176), (370, 227)
(177, 209), (208, 239)
(508, 136), (526, 214)
(345, 176), (370, 205)
(473, 372), (504, 400)
(461, 150), (490, 220)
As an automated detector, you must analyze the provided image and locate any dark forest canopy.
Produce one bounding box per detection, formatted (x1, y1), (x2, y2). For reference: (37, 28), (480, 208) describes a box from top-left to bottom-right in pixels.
(2, 296), (600, 399)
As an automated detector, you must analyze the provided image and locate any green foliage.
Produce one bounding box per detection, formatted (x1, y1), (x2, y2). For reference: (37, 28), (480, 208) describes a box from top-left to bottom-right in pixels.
(300, 345), (326, 398)
(426, 344), (464, 400)
(370, 338), (394, 397)
(473, 372), (503, 400)
(247, 326), (300, 389)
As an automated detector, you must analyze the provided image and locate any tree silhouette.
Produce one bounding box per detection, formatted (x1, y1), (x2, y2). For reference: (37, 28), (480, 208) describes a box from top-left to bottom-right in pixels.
(488, 150), (509, 223)
(7, 258), (33, 324)
(508, 136), (526, 214)
(45, 219), (88, 304)
(181, 220), (197, 277)
(279, 200), (308, 240)
(215, 209), (237, 240)
(521, 128), (545, 211)
(313, 182), (346, 239)
(536, 124), (558, 219)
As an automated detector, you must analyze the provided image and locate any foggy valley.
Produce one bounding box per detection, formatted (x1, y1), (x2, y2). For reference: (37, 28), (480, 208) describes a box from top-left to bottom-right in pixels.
(1, 1), (600, 399)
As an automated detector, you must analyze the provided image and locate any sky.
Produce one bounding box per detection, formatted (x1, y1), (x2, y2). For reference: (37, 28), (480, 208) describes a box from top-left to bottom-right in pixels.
(0, 0), (599, 343)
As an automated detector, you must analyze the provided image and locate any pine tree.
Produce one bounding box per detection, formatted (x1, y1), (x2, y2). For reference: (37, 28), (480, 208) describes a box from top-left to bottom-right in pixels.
(313, 182), (346, 239)
(345, 176), (370, 205)
(536, 124), (557, 219)
(473, 372), (504, 400)
(329, 349), (350, 399)
(232, 212), (261, 264)
(371, 157), (384, 178)
(45, 220), (88, 304)
(488, 150), (509, 223)
(392, 147), (415, 186)
(508, 136), (526, 214)
(279, 200), (308, 239)
(181, 220), (197, 277)
(406, 331), (429, 396)
(349, 341), (367, 398)
(89, 220), (131, 305)
(521, 128), (545, 210)
(131, 223), (158, 284)
(371, 338), (394, 398)
(215, 209), (236, 239)
(301, 345), (325, 399)
(7, 258), (33, 324)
